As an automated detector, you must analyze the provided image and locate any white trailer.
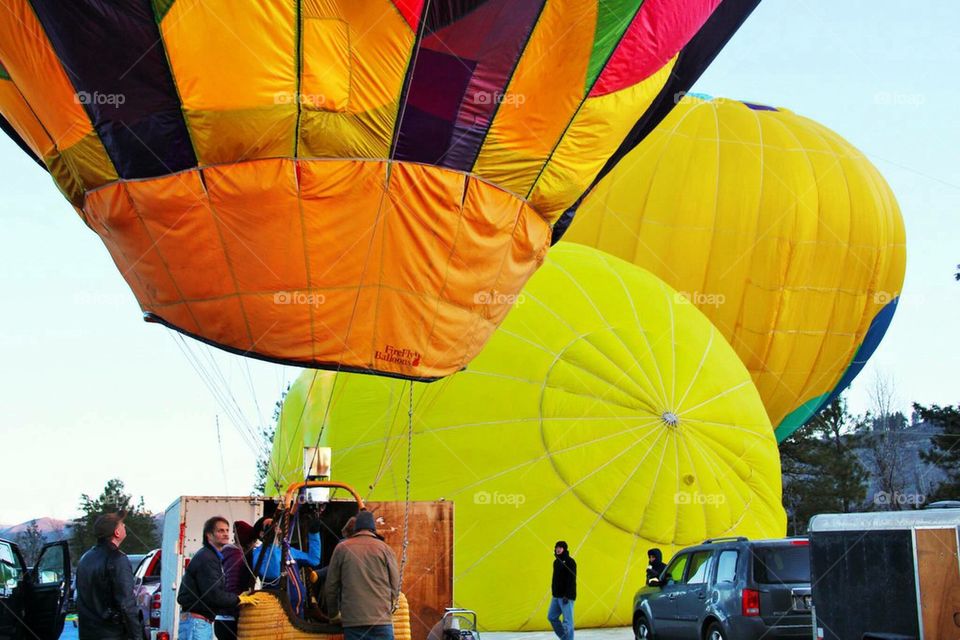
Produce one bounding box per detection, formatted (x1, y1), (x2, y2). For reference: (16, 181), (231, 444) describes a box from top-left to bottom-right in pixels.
(158, 496), (263, 639)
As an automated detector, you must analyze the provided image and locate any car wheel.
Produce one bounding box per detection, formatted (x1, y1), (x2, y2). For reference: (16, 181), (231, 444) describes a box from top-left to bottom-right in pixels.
(634, 613), (655, 640)
(705, 622), (726, 640)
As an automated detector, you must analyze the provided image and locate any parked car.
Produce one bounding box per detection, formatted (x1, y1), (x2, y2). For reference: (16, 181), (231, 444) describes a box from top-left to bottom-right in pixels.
(133, 549), (162, 639)
(633, 536), (812, 640)
(0, 537), (70, 640)
(126, 553), (147, 573)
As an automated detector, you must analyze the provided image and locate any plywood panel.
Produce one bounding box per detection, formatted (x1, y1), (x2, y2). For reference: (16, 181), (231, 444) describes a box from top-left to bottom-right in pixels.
(916, 527), (960, 638)
(366, 500), (454, 640)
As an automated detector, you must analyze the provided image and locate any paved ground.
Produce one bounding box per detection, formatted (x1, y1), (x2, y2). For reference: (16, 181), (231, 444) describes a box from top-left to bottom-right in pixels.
(59, 616), (78, 639)
(485, 629), (631, 640)
(59, 617), (632, 639)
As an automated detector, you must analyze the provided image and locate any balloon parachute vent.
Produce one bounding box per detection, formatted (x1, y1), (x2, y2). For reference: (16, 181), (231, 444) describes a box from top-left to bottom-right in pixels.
(661, 411), (680, 427)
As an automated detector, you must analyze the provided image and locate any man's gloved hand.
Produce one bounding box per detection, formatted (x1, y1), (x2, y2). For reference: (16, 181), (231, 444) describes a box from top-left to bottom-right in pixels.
(300, 512), (323, 534)
(238, 593), (259, 607)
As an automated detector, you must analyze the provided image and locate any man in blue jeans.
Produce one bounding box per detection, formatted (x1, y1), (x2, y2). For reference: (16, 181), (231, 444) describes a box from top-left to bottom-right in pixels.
(177, 517), (256, 640)
(547, 541), (577, 640)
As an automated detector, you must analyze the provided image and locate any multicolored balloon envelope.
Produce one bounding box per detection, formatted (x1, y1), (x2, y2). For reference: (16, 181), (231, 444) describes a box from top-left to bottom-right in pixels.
(267, 244), (786, 630)
(561, 96), (907, 439)
(0, 0), (758, 379)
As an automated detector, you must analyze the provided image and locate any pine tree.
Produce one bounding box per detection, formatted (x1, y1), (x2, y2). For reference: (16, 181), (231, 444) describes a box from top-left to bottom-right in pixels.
(916, 403), (960, 501)
(254, 384), (290, 494)
(14, 520), (45, 567)
(780, 395), (868, 533)
(71, 478), (159, 559)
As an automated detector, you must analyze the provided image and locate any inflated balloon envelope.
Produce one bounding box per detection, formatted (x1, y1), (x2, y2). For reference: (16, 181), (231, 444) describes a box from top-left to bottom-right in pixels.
(0, 0), (760, 380)
(268, 244), (786, 630)
(562, 95), (906, 439)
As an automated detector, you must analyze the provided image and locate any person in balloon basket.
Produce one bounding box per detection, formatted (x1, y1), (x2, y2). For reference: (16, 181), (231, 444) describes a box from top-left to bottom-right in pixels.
(177, 516), (256, 640)
(548, 540), (577, 640)
(645, 548), (667, 586)
(76, 511), (140, 640)
(324, 510), (401, 640)
(251, 510), (323, 616)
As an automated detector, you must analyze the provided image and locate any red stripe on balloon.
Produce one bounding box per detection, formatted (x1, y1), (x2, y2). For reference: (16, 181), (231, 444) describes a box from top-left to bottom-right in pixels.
(589, 0), (720, 97)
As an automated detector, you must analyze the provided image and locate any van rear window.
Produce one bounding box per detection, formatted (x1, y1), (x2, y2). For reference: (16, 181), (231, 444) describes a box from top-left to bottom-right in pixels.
(752, 545), (810, 584)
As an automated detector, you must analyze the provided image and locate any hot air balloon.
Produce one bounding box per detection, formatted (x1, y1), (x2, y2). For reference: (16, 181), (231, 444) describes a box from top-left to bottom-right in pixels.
(560, 96), (906, 439)
(0, 0), (759, 379)
(268, 244), (785, 630)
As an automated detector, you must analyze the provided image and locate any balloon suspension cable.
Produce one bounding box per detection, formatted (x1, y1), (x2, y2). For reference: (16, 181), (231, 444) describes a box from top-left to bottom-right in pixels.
(397, 380), (414, 597)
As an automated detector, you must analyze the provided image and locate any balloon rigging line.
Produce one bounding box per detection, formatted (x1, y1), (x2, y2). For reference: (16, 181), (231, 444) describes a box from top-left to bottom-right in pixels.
(170, 331), (260, 456)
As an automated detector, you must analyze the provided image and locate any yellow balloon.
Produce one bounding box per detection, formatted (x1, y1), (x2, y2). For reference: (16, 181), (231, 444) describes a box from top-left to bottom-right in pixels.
(268, 244), (784, 631)
(563, 96), (906, 440)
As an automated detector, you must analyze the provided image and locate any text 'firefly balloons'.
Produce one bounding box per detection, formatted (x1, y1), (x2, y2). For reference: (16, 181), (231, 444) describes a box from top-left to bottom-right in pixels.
(562, 96), (906, 439)
(268, 243), (785, 630)
(0, 1), (758, 379)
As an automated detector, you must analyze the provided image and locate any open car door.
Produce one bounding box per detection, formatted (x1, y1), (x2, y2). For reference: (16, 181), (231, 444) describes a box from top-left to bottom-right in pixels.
(23, 541), (70, 640)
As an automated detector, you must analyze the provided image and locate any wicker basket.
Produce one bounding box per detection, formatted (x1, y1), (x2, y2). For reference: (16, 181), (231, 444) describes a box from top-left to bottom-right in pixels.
(237, 590), (411, 640)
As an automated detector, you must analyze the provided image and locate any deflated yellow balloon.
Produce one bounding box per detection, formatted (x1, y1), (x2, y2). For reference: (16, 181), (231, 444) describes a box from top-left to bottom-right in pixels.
(563, 96), (906, 440)
(268, 244), (785, 631)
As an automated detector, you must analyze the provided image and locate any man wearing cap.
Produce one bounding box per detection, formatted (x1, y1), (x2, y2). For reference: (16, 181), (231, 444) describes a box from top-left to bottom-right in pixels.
(178, 516), (255, 640)
(324, 510), (400, 640)
(75, 511), (140, 640)
(547, 541), (577, 640)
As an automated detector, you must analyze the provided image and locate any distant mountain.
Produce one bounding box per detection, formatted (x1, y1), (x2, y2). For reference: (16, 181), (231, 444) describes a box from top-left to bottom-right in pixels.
(0, 517), (72, 542)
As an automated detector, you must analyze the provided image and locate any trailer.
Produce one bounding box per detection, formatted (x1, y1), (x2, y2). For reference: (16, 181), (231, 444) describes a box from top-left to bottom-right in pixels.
(159, 496), (265, 639)
(158, 490), (452, 640)
(808, 509), (960, 640)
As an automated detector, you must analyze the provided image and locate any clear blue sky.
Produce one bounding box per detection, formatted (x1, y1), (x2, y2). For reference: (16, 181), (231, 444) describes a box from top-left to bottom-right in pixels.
(1, 1), (957, 525)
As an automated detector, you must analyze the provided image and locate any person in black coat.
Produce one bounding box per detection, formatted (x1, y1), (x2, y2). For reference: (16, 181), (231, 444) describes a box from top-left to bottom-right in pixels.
(177, 517), (253, 640)
(547, 541), (576, 640)
(646, 548), (667, 586)
(76, 512), (140, 640)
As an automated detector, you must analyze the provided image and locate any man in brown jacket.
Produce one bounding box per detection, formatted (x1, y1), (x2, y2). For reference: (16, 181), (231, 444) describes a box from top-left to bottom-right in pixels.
(325, 510), (400, 640)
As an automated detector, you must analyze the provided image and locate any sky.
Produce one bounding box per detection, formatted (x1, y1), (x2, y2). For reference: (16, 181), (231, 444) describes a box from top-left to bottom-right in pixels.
(1, 1), (958, 525)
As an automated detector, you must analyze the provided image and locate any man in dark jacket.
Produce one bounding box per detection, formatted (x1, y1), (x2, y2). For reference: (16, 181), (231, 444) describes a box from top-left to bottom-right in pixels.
(547, 541), (576, 640)
(646, 548), (667, 586)
(177, 516), (253, 640)
(76, 512), (139, 640)
(324, 510), (399, 640)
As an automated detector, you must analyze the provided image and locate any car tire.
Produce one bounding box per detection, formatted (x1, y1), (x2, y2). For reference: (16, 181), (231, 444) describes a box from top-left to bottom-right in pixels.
(705, 621), (727, 640)
(634, 613), (655, 640)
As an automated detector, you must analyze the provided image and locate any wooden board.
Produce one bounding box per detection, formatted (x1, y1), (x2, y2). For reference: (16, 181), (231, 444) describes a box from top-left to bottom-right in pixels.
(366, 500), (454, 640)
(916, 527), (960, 638)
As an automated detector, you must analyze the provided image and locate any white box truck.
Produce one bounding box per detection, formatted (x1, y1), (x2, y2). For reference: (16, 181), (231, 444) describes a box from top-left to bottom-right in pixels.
(158, 496), (263, 640)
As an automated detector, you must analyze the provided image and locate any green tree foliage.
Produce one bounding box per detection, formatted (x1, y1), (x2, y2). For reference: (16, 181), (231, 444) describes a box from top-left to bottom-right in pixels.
(254, 384), (289, 494)
(71, 478), (159, 558)
(916, 403), (960, 501)
(780, 396), (868, 534)
(14, 520), (45, 567)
